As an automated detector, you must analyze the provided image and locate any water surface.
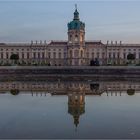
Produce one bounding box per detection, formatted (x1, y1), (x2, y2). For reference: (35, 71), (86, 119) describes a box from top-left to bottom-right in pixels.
(0, 80), (140, 139)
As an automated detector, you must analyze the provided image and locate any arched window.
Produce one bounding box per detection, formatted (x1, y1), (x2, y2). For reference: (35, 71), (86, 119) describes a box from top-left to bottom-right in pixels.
(69, 35), (72, 42)
(74, 50), (79, 58)
(82, 35), (84, 41)
(81, 50), (83, 58)
(75, 35), (78, 42)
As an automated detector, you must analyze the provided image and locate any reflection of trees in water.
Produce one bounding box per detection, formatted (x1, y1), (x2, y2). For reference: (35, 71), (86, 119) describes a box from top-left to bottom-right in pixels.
(10, 89), (19, 95)
(90, 83), (99, 90)
(127, 89), (135, 96)
(90, 83), (107, 95)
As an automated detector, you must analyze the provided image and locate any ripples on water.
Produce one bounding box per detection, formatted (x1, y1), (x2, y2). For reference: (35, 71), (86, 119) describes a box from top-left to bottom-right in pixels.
(0, 78), (140, 139)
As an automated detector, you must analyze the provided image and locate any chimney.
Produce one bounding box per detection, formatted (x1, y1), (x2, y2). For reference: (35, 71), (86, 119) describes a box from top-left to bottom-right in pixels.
(31, 40), (33, 44)
(44, 40), (46, 44)
(111, 41), (113, 45)
(115, 41), (117, 45)
(36, 40), (37, 44)
(40, 40), (42, 44)
(120, 41), (122, 45)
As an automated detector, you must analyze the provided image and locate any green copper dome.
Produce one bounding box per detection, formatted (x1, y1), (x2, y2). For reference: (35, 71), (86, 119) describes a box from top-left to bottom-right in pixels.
(68, 8), (85, 30)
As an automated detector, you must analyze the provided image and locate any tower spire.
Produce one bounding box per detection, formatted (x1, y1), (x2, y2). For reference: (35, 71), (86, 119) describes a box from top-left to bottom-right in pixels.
(75, 4), (77, 11)
(73, 4), (79, 20)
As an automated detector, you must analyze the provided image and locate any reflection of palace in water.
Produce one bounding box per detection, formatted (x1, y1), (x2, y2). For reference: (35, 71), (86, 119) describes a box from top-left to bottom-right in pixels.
(68, 92), (85, 127)
(0, 81), (139, 127)
(0, 81), (139, 95)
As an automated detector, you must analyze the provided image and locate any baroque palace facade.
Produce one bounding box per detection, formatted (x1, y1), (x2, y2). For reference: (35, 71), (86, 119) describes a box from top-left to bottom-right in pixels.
(0, 7), (140, 66)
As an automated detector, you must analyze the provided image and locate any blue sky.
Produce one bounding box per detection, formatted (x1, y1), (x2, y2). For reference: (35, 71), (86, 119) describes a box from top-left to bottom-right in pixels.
(0, 0), (140, 43)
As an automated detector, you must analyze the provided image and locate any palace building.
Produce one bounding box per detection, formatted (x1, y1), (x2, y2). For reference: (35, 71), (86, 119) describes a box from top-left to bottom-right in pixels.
(0, 7), (140, 66)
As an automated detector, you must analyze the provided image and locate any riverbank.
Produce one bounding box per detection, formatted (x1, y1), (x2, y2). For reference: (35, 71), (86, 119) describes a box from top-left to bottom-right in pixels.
(0, 66), (140, 81)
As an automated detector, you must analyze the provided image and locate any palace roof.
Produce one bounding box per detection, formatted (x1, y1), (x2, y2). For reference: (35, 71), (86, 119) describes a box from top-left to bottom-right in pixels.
(48, 41), (68, 46)
(107, 44), (140, 47)
(85, 40), (104, 45)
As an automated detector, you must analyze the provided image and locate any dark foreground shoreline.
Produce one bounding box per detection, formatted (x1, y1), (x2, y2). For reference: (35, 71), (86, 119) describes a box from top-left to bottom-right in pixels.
(0, 66), (140, 82)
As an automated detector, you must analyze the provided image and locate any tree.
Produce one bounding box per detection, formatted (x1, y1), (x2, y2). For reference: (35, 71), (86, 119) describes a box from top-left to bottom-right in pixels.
(127, 53), (135, 60)
(127, 53), (135, 65)
(90, 58), (100, 66)
(90, 60), (94, 66)
(90, 83), (99, 91)
(10, 54), (19, 65)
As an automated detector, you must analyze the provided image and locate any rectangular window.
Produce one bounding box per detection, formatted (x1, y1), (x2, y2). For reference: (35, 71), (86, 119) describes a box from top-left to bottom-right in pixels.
(53, 52), (56, 58)
(117, 52), (120, 58)
(97, 52), (99, 58)
(22, 53), (24, 59)
(113, 52), (115, 58)
(27, 52), (30, 59)
(33, 52), (36, 59)
(59, 52), (61, 59)
(1, 52), (3, 59)
(48, 52), (51, 58)
(38, 52), (40, 59)
(123, 53), (126, 59)
(109, 52), (111, 58)
(42, 52), (45, 58)
(92, 52), (94, 58)
(6, 52), (8, 59)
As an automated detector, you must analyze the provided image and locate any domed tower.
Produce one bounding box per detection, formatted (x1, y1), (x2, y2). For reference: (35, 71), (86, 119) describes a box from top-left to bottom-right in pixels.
(67, 5), (85, 46)
(67, 5), (86, 66)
